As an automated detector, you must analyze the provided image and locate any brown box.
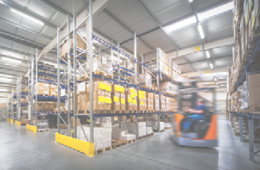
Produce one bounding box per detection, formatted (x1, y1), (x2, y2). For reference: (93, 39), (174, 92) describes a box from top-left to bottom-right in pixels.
(249, 74), (260, 88)
(112, 84), (125, 93)
(80, 81), (112, 93)
(44, 103), (55, 110)
(249, 88), (260, 106)
(120, 93), (126, 110)
(60, 35), (87, 58)
(112, 92), (121, 111)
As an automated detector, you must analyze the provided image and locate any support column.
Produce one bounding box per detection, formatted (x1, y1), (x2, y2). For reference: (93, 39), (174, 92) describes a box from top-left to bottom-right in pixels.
(11, 89), (13, 121)
(30, 54), (34, 125)
(248, 114), (255, 162)
(35, 49), (38, 126)
(57, 27), (61, 134)
(67, 14), (71, 136)
(134, 33), (139, 140)
(89, 0), (94, 143)
(239, 113), (244, 142)
(156, 48), (160, 132)
(73, 15), (77, 138)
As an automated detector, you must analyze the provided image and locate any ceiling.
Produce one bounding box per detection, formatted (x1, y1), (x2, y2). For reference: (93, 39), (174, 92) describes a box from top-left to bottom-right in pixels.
(0, 0), (233, 99)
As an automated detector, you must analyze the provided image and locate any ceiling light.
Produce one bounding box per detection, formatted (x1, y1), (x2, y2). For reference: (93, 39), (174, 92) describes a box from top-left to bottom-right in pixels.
(2, 57), (21, 63)
(210, 62), (213, 69)
(206, 51), (210, 58)
(197, 24), (204, 39)
(0, 89), (8, 91)
(0, 78), (12, 82)
(165, 16), (197, 32)
(10, 9), (44, 25)
(0, 74), (13, 78)
(198, 2), (233, 21)
(188, 0), (193, 2)
(214, 77), (217, 81)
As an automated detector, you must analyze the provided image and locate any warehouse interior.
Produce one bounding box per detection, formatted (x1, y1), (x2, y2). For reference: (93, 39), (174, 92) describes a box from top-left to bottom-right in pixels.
(0, 0), (259, 169)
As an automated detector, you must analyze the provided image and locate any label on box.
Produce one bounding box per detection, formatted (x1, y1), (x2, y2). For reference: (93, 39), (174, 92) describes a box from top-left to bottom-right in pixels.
(99, 82), (106, 90)
(139, 91), (145, 99)
(43, 84), (49, 88)
(121, 98), (125, 104)
(78, 82), (85, 92)
(51, 85), (56, 88)
(114, 96), (119, 103)
(132, 100), (136, 104)
(140, 101), (144, 105)
(106, 85), (111, 91)
(44, 91), (48, 94)
(106, 97), (112, 103)
(98, 96), (105, 103)
(165, 66), (168, 71)
(128, 98), (132, 103)
(61, 89), (65, 96)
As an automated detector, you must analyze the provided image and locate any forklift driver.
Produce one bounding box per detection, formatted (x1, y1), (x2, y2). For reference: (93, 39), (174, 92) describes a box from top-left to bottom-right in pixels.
(182, 99), (208, 132)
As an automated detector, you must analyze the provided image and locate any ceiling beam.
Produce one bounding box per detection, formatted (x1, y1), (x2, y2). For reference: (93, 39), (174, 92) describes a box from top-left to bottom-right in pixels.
(0, 54), (29, 63)
(0, 29), (44, 50)
(0, 16), (52, 40)
(39, 0), (73, 18)
(139, 0), (197, 72)
(102, 9), (153, 50)
(178, 55), (232, 66)
(1, 0), (56, 29)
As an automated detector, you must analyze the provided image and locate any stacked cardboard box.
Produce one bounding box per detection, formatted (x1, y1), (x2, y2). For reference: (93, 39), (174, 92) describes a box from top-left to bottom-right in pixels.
(146, 92), (154, 111)
(121, 122), (146, 137)
(78, 81), (112, 111)
(49, 84), (58, 97)
(125, 87), (138, 110)
(248, 74), (260, 106)
(112, 84), (125, 111)
(166, 97), (177, 112)
(33, 102), (55, 111)
(146, 121), (165, 131)
(161, 95), (166, 111)
(138, 90), (147, 110)
(159, 82), (178, 95)
(129, 72), (152, 88)
(154, 94), (160, 110)
(77, 126), (112, 150)
(112, 126), (136, 140)
(35, 82), (49, 96)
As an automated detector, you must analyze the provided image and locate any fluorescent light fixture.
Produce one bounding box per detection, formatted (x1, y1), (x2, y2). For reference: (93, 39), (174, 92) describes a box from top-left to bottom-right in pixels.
(0, 74), (13, 78)
(209, 62), (213, 69)
(2, 57), (21, 63)
(10, 9), (44, 25)
(206, 51), (210, 58)
(198, 2), (233, 21)
(0, 78), (12, 82)
(0, 89), (8, 91)
(197, 24), (205, 39)
(214, 77), (217, 81)
(188, 0), (193, 2)
(165, 16), (197, 32)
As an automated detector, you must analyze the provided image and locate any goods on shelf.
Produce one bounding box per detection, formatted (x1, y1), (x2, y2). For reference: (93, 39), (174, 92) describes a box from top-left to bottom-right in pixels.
(154, 94), (160, 110)
(146, 121), (165, 131)
(35, 82), (49, 96)
(78, 56), (113, 80)
(121, 122), (146, 137)
(138, 90), (147, 111)
(129, 72), (152, 88)
(146, 92), (154, 110)
(248, 73), (260, 106)
(125, 87), (138, 110)
(77, 126), (112, 150)
(112, 84), (125, 111)
(49, 84), (58, 97)
(146, 127), (153, 135)
(161, 95), (166, 110)
(166, 97), (177, 112)
(159, 82), (178, 95)
(112, 126), (136, 140)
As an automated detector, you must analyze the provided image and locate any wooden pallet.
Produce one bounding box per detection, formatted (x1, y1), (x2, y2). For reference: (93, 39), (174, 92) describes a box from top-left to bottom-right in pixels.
(94, 146), (112, 155)
(250, 106), (260, 114)
(38, 128), (50, 132)
(138, 135), (146, 139)
(78, 110), (109, 114)
(111, 139), (127, 148)
(146, 133), (154, 137)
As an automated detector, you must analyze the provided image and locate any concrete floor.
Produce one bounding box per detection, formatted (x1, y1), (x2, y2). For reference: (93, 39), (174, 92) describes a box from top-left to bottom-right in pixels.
(0, 115), (259, 170)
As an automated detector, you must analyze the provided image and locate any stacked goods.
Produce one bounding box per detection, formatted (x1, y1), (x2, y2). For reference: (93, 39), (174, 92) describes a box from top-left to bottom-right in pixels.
(138, 90), (147, 111)
(21, 98), (28, 103)
(112, 126), (136, 140)
(146, 121), (165, 131)
(166, 97), (177, 112)
(154, 94), (160, 110)
(146, 92), (154, 111)
(35, 82), (49, 96)
(78, 81), (112, 112)
(158, 48), (169, 76)
(248, 74), (260, 108)
(60, 35), (87, 59)
(129, 72), (152, 89)
(78, 56), (113, 80)
(112, 84), (125, 111)
(159, 81), (178, 95)
(161, 95), (166, 111)
(171, 61), (182, 80)
(77, 126), (112, 150)
(33, 102), (55, 111)
(146, 127), (153, 135)
(125, 87), (138, 111)
(121, 122), (146, 137)
(49, 84), (58, 97)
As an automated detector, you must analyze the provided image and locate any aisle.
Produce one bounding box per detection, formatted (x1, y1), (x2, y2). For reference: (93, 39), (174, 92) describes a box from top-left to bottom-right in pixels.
(0, 116), (259, 170)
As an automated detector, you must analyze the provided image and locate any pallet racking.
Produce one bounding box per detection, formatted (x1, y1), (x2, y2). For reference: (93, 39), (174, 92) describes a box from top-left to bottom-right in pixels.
(52, 0), (178, 156)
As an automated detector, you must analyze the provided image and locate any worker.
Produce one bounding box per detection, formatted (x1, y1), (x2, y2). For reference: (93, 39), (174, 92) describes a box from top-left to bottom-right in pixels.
(182, 99), (208, 132)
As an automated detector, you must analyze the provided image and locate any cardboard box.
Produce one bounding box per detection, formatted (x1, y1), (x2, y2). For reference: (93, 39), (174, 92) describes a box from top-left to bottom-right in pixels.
(120, 93), (126, 110)
(60, 35), (87, 58)
(79, 81), (112, 93)
(249, 88), (260, 106)
(112, 84), (125, 93)
(249, 74), (260, 88)
(112, 92), (121, 111)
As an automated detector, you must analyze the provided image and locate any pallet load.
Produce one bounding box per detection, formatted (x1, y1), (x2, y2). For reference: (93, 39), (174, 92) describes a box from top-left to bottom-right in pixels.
(161, 95), (166, 111)
(49, 84), (58, 97)
(159, 82), (178, 96)
(154, 94), (160, 111)
(35, 82), (49, 96)
(146, 92), (154, 111)
(78, 56), (113, 81)
(125, 87), (138, 111)
(138, 90), (147, 111)
(157, 48), (169, 76)
(112, 126), (136, 140)
(248, 73), (260, 112)
(121, 122), (146, 137)
(77, 81), (112, 113)
(146, 127), (153, 135)
(146, 121), (165, 131)
(111, 84), (125, 112)
(77, 126), (112, 151)
(166, 97), (177, 112)
(129, 72), (152, 89)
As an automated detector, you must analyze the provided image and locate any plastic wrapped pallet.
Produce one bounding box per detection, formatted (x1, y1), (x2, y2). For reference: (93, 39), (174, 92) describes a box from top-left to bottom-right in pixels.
(112, 126), (136, 140)
(146, 127), (153, 135)
(77, 126), (112, 150)
(79, 56), (113, 79)
(121, 122), (146, 137)
(129, 72), (152, 88)
(159, 82), (178, 95)
(146, 121), (165, 131)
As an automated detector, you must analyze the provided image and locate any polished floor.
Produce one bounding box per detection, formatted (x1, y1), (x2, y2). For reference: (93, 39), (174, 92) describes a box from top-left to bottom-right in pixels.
(0, 115), (259, 170)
